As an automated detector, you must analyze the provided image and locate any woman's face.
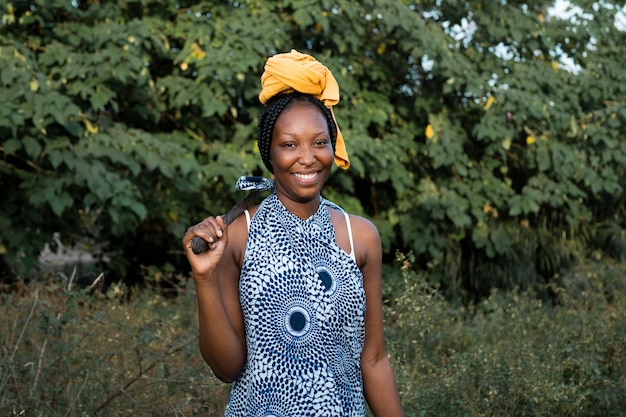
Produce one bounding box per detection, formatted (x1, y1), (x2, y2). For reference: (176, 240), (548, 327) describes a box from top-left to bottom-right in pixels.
(269, 100), (334, 210)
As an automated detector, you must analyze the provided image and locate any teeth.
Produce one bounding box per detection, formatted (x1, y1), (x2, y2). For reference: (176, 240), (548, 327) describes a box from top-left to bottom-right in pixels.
(294, 172), (316, 180)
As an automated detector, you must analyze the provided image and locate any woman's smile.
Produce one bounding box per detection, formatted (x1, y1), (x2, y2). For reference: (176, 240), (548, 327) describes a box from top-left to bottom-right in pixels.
(293, 171), (321, 182)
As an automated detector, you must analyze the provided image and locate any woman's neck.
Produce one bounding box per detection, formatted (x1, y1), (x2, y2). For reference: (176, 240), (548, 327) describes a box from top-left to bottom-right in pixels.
(275, 193), (321, 220)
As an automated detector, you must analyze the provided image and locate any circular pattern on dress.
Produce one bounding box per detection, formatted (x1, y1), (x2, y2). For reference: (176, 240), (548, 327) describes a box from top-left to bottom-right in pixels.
(316, 264), (337, 295)
(285, 305), (311, 337)
(240, 388), (289, 417)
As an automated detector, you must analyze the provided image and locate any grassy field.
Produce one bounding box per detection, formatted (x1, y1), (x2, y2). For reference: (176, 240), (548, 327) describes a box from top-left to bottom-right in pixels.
(1, 256), (625, 416)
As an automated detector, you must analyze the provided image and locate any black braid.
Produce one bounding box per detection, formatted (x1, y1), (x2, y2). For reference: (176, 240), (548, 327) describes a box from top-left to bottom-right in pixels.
(257, 92), (337, 173)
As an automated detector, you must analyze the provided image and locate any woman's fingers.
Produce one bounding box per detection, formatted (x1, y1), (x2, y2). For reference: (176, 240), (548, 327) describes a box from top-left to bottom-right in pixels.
(182, 216), (229, 279)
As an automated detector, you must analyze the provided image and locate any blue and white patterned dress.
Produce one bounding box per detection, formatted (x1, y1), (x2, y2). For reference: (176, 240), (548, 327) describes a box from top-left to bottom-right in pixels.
(225, 193), (367, 417)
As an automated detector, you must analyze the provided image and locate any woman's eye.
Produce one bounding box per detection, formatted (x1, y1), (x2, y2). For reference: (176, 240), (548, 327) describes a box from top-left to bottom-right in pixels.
(315, 139), (329, 146)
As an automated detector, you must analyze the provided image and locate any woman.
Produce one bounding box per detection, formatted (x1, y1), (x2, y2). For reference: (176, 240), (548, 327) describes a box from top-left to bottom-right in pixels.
(182, 50), (404, 417)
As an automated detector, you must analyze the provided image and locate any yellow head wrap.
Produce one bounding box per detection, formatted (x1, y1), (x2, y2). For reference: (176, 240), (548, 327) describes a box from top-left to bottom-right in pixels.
(259, 49), (349, 169)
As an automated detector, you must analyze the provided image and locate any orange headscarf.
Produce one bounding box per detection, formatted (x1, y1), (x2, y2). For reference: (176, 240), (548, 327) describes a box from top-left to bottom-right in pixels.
(259, 49), (349, 169)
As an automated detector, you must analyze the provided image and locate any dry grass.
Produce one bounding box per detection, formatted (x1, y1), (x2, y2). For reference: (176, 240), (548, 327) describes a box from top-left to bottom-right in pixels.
(2, 256), (626, 416)
(0, 273), (229, 417)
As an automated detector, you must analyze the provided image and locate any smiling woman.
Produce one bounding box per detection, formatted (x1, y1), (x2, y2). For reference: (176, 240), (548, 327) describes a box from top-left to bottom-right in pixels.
(182, 49), (404, 417)
(263, 95), (335, 217)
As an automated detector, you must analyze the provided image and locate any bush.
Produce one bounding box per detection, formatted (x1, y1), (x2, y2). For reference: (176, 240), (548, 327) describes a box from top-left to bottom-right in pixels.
(2, 257), (625, 416)
(2, 0), (626, 298)
(386, 253), (626, 417)
(0, 271), (229, 416)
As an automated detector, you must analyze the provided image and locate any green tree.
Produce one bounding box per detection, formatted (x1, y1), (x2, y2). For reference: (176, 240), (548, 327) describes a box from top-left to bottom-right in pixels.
(1, 0), (625, 298)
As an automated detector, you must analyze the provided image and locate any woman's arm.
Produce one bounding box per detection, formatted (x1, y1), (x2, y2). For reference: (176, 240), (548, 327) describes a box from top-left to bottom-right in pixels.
(182, 214), (248, 382)
(351, 215), (405, 417)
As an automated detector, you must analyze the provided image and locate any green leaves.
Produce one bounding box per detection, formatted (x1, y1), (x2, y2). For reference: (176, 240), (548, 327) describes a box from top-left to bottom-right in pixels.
(1, 0), (625, 294)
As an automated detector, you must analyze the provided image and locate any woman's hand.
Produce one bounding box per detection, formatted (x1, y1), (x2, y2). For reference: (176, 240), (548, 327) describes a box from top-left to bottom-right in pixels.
(182, 215), (228, 280)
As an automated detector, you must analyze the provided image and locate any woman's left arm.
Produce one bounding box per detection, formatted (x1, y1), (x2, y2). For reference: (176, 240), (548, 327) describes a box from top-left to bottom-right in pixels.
(352, 215), (405, 417)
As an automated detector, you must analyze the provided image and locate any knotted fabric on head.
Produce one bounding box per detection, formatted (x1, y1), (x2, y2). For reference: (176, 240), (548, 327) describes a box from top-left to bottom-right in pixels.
(259, 49), (349, 169)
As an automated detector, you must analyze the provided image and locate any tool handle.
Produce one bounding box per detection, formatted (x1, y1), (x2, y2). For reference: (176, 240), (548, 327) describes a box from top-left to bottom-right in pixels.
(191, 236), (210, 254)
(189, 188), (264, 255)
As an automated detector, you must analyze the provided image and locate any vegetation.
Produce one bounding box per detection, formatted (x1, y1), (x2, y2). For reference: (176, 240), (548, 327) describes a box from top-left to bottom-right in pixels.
(2, 1), (626, 413)
(1, 254), (625, 416)
(1, 0), (626, 300)
(387, 253), (626, 416)
(0, 270), (229, 416)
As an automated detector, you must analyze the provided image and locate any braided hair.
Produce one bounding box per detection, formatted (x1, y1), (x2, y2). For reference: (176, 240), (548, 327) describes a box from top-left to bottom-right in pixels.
(257, 92), (337, 173)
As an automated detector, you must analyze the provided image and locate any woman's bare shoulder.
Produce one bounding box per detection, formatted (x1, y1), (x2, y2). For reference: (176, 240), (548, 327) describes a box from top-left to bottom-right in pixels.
(224, 204), (259, 267)
(328, 207), (378, 235)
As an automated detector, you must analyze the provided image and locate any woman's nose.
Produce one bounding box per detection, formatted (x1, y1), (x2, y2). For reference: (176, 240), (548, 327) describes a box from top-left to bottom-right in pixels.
(298, 145), (316, 164)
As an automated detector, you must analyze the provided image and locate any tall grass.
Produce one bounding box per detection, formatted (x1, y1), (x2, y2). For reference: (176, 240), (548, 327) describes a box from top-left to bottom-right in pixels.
(0, 273), (229, 416)
(387, 253), (626, 416)
(1, 256), (625, 416)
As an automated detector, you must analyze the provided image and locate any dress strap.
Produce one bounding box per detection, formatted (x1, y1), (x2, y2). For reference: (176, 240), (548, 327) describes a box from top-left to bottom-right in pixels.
(244, 209), (251, 230)
(342, 211), (356, 262)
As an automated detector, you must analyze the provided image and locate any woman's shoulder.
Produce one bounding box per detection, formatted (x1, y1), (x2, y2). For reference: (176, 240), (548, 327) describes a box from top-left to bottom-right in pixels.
(326, 205), (378, 234)
(225, 204), (259, 267)
(346, 213), (380, 242)
(327, 206), (381, 255)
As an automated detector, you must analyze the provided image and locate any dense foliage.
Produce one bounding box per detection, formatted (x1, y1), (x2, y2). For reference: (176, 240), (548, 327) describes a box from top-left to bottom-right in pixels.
(1, 0), (625, 298)
(1, 256), (625, 415)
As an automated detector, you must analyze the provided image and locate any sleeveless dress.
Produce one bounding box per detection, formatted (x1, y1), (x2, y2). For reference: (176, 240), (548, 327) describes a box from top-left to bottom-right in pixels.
(224, 193), (367, 417)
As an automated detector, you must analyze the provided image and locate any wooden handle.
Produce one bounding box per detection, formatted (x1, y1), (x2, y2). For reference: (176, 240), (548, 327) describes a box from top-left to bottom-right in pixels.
(191, 236), (210, 254)
(190, 189), (263, 255)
